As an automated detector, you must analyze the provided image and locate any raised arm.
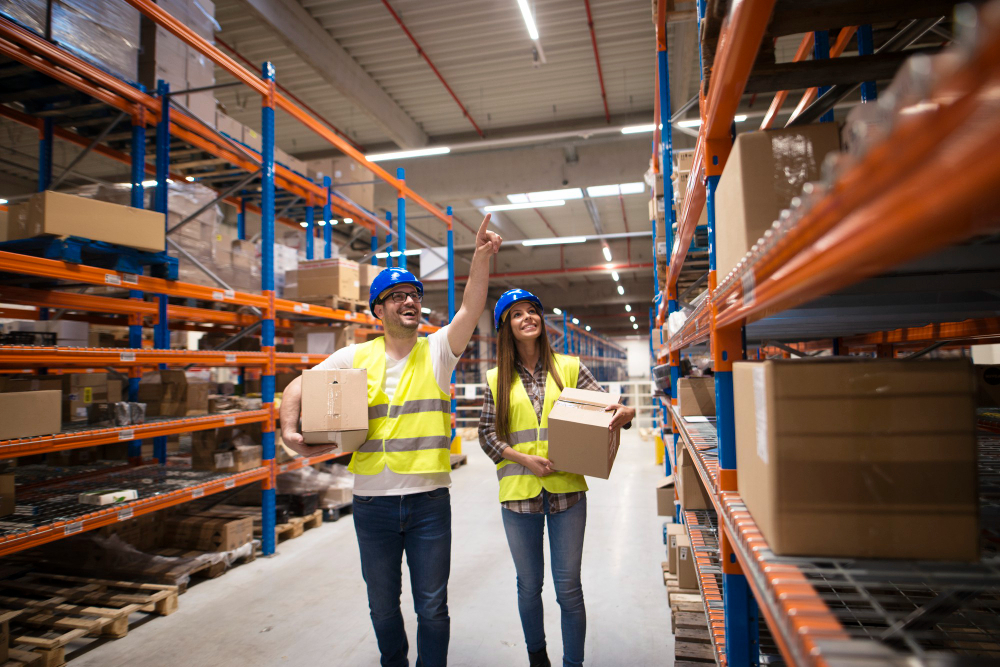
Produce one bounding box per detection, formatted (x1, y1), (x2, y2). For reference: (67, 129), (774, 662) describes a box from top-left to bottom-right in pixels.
(447, 213), (502, 356)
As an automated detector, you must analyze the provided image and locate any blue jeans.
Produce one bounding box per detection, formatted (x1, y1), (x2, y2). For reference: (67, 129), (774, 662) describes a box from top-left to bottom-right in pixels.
(354, 488), (452, 667)
(501, 492), (587, 667)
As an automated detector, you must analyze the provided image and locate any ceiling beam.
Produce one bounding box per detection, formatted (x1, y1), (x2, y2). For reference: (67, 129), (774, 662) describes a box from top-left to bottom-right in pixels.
(231, 0), (428, 149)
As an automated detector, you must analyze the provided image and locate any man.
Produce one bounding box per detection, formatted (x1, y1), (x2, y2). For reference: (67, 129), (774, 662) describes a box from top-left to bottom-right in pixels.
(280, 214), (501, 667)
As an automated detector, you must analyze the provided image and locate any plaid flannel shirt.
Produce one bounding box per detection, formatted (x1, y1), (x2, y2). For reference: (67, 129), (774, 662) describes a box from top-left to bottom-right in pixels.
(478, 358), (603, 514)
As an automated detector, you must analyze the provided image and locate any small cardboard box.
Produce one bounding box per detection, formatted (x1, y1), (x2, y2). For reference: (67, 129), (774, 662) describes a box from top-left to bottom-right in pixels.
(677, 444), (713, 511)
(215, 111), (243, 139)
(0, 390), (61, 440)
(734, 358), (979, 561)
(321, 486), (352, 507)
(192, 439), (262, 473)
(677, 377), (715, 416)
(547, 387), (622, 479)
(676, 534), (697, 590)
(300, 369), (369, 449)
(296, 258), (361, 301)
(163, 515), (253, 552)
(139, 371), (209, 417)
(0, 473), (14, 519)
(62, 373), (123, 423)
(359, 263), (381, 303)
(666, 523), (685, 574)
(656, 476), (675, 516)
(79, 489), (139, 506)
(11, 191), (165, 252)
(674, 149), (695, 173)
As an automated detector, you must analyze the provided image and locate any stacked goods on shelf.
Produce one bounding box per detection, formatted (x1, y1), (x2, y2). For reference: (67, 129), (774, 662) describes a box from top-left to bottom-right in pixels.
(676, 443), (712, 511)
(286, 257), (361, 303)
(191, 425), (262, 473)
(676, 377), (715, 417)
(138, 0), (218, 123)
(359, 262), (380, 304)
(137, 370), (210, 417)
(656, 476), (675, 516)
(215, 111), (308, 174)
(0, 0), (141, 82)
(0, 389), (61, 440)
(307, 156), (376, 212)
(292, 323), (357, 354)
(0, 472), (13, 518)
(733, 358), (979, 560)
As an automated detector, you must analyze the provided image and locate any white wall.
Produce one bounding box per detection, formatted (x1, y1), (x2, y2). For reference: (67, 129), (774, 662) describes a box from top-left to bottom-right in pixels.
(614, 336), (652, 379)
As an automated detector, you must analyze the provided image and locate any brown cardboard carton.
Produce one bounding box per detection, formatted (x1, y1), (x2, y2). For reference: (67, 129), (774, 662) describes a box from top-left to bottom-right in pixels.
(666, 523), (685, 574)
(656, 476), (675, 516)
(715, 124), (841, 280)
(308, 156), (375, 211)
(12, 191), (165, 252)
(0, 473), (14, 519)
(677, 377), (715, 416)
(293, 324), (357, 355)
(62, 373), (123, 423)
(162, 515), (253, 552)
(296, 258), (361, 301)
(300, 369), (369, 449)
(976, 365), (1000, 407)
(321, 487), (352, 507)
(547, 387), (622, 479)
(359, 263), (381, 304)
(215, 111), (243, 140)
(734, 358), (979, 561)
(0, 390), (61, 440)
(674, 149), (695, 173)
(676, 533), (697, 589)
(0, 376), (62, 394)
(677, 444), (713, 511)
(139, 371), (209, 417)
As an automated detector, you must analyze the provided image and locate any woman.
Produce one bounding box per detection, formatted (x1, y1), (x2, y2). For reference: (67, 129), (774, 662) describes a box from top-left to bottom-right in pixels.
(479, 288), (635, 667)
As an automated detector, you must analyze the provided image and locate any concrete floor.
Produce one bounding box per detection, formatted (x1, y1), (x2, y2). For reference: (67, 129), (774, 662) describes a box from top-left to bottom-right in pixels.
(72, 429), (672, 666)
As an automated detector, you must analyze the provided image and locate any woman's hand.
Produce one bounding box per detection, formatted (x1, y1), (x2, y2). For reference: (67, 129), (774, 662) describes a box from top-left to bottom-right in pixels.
(605, 403), (636, 431)
(520, 454), (555, 477)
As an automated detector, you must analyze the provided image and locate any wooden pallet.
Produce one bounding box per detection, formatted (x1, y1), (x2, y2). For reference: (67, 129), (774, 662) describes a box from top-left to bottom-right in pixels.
(149, 548), (255, 581)
(300, 296), (367, 313)
(449, 454), (467, 469)
(268, 509), (324, 544)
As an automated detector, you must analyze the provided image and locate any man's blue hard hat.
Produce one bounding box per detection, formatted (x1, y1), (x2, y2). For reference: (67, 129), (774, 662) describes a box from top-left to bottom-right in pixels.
(369, 267), (423, 313)
(494, 288), (543, 331)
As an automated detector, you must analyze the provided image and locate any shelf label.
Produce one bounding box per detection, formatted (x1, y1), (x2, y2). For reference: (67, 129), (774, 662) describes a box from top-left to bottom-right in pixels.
(119, 429), (135, 441)
(224, 479), (236, 489)
(300, 355), (309, 364)
(192, 488), (205, 498)
(212, 291), (225, 301)
(105, 274), (121, 286)
(742, 270), (756, 307)
(224, 289), (235, 300)
(120, 352), (136, 362)
(224, 416), (236, 426)
(122, 273), (138, 285)
(118, 508), (134, 521)
(300, 457), (309, 467)
(279, 464), (289, 473)
(225, 353), (237, 363)
(65, 522), (83, 536)
(294, 303), (310, 313)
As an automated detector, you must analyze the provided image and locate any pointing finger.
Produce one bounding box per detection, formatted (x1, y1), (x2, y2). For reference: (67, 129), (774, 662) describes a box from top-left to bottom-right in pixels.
(478, 213), (492, 236)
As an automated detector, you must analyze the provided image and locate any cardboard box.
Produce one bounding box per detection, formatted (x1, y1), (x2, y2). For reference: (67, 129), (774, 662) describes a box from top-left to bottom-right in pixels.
(321, 486), (352, 507)
(215, 111), (243, 140)
(677, 444), (713, 511)
(296, 258), (361, 301)
(62, 373), (123, 423)
(359, 263), (380, 303)
(976, 365), (1000, 407)
(0, 390), (61, 440)
(676, 534), (697, 590)
(733, 358), (979, 561)
(0, 376), (63, 394)
(547, 387), (622, 479)
(293, 324), (357, 355)
(0, 473), (14, 519)
(10, 191), (165, 252)
(192, 436), (262, 473)
(162, 515), (253, 552)
(138, 371), (209, 417)
(715, 124), (841, 280)
(677, 377), (715, 416)
(79, 489), (139, 506)
(674, 149), (695, 173)
(243, 126), (262, 152)
(300, 369), (369, 449)
(666, 523), (685, 574)
(656, 476), (675, 516)
(307, 156), (375, 211)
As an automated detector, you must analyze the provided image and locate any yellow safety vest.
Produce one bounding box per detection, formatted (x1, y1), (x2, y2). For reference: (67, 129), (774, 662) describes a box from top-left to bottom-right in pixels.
(349, 336), (452, 476)
(486, 354), (589, 503)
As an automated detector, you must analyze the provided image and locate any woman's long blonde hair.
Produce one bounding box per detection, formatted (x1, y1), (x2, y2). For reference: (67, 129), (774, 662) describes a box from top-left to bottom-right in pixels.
(495, 303), (563, 443)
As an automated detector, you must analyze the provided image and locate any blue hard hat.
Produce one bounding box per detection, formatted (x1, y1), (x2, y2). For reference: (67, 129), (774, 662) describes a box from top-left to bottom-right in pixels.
(494, 288), (544, 331)
(369, 267), (424, 313)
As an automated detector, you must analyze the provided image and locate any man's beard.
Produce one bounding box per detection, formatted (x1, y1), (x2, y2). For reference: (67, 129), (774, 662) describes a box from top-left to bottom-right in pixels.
(383, 309), (419, 338)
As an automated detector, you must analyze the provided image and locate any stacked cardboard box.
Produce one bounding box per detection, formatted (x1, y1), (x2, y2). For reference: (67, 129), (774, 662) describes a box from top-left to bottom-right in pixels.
(676, 445), (713, 511)
(307, 157), (375, 212)
(137, 371), (209, 417)
(294, 258), (361, 301)
(293, 324), (357, 355)
(62, 373), (124, 423)
(191, 425), (262, 472)
(161, 515), (253, 552)
(0, 391), (61, 440)
(677, 377), (715, 417)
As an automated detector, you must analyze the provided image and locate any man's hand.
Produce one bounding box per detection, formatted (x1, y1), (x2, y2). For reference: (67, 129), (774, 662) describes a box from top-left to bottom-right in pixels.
(476, 213), (502, 255)
(520, 453), (555, 477)
(281, 427), (339, 458)
(605, 403), (636, 431)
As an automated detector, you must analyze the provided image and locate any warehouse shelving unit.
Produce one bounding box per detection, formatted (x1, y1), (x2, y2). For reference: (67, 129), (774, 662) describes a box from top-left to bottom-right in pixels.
(650, 0), (1000, 664)
(0, 0), (459, 558)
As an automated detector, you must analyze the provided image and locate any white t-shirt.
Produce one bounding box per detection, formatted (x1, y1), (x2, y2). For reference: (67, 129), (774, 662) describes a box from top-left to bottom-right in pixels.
(312, 326), (460, 496)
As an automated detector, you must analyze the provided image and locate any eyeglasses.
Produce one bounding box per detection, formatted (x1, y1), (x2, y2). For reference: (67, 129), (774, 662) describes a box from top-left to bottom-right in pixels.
(382, 290), (423, 304)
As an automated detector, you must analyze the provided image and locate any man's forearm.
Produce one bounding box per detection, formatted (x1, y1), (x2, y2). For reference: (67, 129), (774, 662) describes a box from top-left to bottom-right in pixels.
(460, 248), (491, 316)
(279, 376), (302, 433)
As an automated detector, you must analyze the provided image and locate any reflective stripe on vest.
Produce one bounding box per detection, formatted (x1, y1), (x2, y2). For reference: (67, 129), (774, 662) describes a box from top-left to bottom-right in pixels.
(486, 355), (588, 502)
(348, 336), (452, 476)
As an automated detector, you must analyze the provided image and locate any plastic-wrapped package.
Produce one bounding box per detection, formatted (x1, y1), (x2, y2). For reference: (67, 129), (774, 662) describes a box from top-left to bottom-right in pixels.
(129, 402), (146, 425)
(51, 0), (141, 83)
(0, 0), (46, 33)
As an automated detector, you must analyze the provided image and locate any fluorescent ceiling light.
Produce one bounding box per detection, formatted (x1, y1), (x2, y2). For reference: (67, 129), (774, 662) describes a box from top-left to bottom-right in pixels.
(553, 307), (562, 315)
(617, 285), (625, 295)
(376, 252), (389, 258)
(630, 315), (636, 323)
(375, 251), (412, 258)
(330, 219), (339, 225)
(506, 188), (582, 204)
(344, 218), (353, 224)
(484, 200), (565, 212)
(586, 182), (645, 198)
(299, 222), (308, 227)
(365, 147), (450, 162)
(318, 220), (327, 226)
(611, 271), (619, 281)
(602, 246), (612, 262)
(621, 124), (659, 134)
(507, 193), (529, 204)
(185, 176), (195, 182)
(625, 304), (632, 312)
(421, 307), (431, 314)
(403, 249), (421, 256)
(141, 179), (157, 187)
(0, 199), (7, 205)
(516, 0), (539, 40)
(521, 235), (586, 247)
(585, 325), (591, 332)
(572, 317), (580, 325)
(633, 323), (638, 330)
(676, 114), (746, 128)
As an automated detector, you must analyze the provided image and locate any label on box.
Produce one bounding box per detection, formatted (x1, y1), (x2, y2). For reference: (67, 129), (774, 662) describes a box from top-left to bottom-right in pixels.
(120, 352), (136, 362)
(225, 353), (236, 363)
(224, 478), (236, 489)
(670, 536), (677, 548)
(105, 274), (122, 286)
(118, 508), (133, 521)
(123, 273), (138, 285)
(752, 366), (769, 464)
(119, 429), (135, 441)
(84, 387), (93, 403)
(65, 522), (83, 535)
(224, 416), (236, 426)
(192, 488), (205, 498)
(215, 452), (235, 468)
(680, 547), (688, 560)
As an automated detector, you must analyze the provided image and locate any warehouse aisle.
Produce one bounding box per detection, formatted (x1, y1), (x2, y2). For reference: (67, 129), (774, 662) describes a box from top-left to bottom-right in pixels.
(73, 429), (671, 667)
